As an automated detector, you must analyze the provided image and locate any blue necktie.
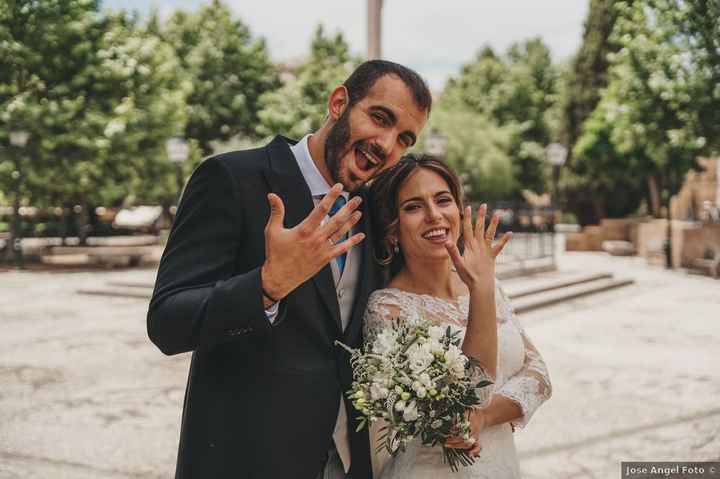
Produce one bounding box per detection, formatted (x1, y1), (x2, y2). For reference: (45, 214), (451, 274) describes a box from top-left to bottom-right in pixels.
(328, 195), (348, 274)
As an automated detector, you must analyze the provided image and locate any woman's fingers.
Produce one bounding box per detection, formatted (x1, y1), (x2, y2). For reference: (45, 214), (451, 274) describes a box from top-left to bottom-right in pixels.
(445, 240), (464, 271)
(491, 231), (513, 257)
(462, 205), (473, 249)
(485, 212), (500, 242)
(474, 203), (487, 241)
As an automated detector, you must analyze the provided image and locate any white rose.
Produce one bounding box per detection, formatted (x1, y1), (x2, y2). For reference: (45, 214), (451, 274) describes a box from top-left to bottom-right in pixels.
(402, 400), (419, 421)
(373, 329), (398, 355)
(418, 372), (434, 389)
(428, 325), (445, 341)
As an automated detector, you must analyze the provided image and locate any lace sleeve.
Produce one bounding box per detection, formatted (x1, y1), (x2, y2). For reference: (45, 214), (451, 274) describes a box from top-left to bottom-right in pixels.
(363, 289), (405, 339)
(494, 284), (552, 430)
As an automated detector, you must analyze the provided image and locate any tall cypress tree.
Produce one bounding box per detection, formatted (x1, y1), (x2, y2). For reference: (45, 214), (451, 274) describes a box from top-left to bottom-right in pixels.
(561, 0), (627, 154)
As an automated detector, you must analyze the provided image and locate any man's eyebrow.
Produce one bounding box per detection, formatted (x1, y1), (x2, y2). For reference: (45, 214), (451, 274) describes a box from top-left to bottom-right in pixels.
(371, 106), (418, 146)
(399, 190), (452, 207)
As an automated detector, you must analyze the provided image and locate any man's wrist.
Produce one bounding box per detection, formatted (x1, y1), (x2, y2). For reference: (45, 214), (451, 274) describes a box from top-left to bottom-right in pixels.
(260, 263), (285, 304)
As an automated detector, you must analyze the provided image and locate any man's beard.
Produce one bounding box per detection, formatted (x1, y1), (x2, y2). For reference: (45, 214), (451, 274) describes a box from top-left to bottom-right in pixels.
(324, 106), (354, 191)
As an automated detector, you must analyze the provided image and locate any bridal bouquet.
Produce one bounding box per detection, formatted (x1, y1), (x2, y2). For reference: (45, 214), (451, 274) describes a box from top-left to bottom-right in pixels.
(336, 313), (492, 472)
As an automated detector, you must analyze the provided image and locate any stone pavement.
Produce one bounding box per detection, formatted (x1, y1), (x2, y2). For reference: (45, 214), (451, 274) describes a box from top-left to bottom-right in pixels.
(0, 251), (718, 478)
(515, 253), (720, 478)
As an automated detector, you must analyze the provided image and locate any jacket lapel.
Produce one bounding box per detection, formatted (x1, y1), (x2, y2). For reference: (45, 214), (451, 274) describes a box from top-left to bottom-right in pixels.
(263, 136), (342, 333)
(344, 188), (375, 345)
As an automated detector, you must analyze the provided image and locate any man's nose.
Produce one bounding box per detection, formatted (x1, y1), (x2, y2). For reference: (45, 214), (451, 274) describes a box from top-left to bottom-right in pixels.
(375, 130), (396, 158)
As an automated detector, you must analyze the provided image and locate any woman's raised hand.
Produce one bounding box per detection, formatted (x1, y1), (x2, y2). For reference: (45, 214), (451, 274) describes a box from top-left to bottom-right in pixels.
(444, 204), (512, 290)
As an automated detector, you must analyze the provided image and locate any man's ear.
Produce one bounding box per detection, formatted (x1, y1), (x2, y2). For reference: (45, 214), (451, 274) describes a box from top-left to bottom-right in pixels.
(327, 85), (350, 121)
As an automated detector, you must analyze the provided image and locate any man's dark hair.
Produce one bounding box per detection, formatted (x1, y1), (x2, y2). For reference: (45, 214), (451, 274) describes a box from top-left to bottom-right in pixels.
(343, 60), (432, 114)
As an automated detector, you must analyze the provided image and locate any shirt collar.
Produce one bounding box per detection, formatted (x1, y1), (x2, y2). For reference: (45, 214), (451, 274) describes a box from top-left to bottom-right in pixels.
(289, 134), (348, 200)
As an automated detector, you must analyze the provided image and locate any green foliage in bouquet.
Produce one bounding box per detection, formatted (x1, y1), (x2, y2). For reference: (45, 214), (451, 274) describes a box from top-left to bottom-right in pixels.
(337, 315), (492, 472)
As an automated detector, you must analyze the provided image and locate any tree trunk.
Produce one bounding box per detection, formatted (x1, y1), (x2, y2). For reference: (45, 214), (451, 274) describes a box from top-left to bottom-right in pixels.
(4, 198), (19, 263)
(648, 175), (661, 218)
(78, 199), (91, 246)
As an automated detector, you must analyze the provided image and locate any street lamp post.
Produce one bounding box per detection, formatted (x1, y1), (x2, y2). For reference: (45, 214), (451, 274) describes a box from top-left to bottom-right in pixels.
(425, 129), (448, 159)
(545, 143), (567, 206)
(8, 130), (29, 268)
(545, 143), (567, 266)
(166, 137), (190, 201)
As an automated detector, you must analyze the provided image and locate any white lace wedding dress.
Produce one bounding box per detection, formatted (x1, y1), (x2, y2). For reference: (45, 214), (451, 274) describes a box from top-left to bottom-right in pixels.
(363, 283), (552, 479)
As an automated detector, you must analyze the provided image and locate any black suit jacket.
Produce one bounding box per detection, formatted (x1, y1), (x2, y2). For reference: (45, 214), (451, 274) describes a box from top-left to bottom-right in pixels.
(147, 136), (382, 479)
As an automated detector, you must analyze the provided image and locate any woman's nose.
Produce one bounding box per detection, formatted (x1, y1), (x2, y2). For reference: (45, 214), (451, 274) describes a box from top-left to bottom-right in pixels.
(425, 204), (442, 222)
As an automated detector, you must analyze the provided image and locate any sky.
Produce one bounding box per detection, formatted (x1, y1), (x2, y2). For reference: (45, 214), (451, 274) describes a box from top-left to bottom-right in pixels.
(103, 0), (589, 90)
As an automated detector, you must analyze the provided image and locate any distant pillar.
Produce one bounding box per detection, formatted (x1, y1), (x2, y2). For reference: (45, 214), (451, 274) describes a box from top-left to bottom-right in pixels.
(716, 158), (720, 208)
(368, 0), (383, 59)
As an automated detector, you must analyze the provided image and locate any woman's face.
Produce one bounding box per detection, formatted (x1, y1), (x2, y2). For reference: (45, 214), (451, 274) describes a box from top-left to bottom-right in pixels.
(394, 168), (461, 264)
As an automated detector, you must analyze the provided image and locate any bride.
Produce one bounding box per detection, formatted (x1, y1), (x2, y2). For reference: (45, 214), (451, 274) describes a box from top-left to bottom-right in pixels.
(365, 154), (552, 478)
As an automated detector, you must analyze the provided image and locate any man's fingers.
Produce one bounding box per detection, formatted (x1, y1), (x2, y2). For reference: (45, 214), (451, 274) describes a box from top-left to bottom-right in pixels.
(318, 195), (363, 238)
(328, 211), (362, 244)
(328, 232), (365, 258)
(266, 193), (285, 230)
(304, 183), (343, 229)
(492, 232), (513, 257)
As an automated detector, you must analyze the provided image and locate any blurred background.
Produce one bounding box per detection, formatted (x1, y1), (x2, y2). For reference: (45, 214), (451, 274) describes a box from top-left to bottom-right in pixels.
(1, 1), (718, 478)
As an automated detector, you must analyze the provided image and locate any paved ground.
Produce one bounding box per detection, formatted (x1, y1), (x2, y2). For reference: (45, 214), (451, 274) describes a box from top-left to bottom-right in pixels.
(0, 250), (718, 478)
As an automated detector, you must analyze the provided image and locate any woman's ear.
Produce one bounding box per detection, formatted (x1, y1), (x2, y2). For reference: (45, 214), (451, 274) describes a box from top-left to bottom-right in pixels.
(327, 85), (350, 121)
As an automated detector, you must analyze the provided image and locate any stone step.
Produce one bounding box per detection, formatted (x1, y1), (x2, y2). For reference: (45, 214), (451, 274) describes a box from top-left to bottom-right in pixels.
(504, 272), (614, 299)
(512, 277), (635, 314)
(106, 281), (155, 288)
(76, 286), (152, 299)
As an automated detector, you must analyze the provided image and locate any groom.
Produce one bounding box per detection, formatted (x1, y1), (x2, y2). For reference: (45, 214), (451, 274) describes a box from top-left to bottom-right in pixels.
(147, 60), (431, 479)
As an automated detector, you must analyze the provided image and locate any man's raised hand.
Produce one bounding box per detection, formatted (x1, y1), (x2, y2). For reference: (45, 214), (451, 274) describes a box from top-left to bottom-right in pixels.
(260, 184), (365, 302)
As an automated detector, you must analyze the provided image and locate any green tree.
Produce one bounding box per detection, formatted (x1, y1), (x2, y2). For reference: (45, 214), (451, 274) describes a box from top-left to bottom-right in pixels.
(417, 101), (516, 202)
(443, 39), (561, 197)
(560, 0), (628, 151)
(0, 1), (186, 244)
(571, 0), (718, 222)
(160, 0), (278, 155)
(256, 25), (359, 140)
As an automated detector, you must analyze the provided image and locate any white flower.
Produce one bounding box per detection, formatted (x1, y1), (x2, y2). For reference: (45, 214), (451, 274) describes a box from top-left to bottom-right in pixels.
(428, 325), (445, 341)
(402, 400), (418, 421)
(373, 329), (398, 355)
(411, 380), (427, 398)
(407, 343), (434, 374)
(370, 382), (389, 400)
(395, 400), (406, 411)
(418, 372), (434, 389)
(444, 344), (467, 378)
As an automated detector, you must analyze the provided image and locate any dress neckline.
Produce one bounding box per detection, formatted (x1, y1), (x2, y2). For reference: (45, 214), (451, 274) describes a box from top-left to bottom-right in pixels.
(383, 287), (470, 304)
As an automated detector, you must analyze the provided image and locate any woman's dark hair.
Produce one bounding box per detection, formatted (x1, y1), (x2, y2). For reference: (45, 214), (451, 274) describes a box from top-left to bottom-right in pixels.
(343, 60), (432, 114)
(368, 154), (464, 276)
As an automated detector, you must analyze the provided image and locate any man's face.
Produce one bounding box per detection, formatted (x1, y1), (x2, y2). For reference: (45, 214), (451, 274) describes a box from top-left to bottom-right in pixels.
(324, 75), (428, 192)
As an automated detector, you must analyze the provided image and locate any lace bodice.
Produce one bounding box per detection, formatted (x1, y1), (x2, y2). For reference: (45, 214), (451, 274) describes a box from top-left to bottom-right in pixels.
(363, 282), (552, 431)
